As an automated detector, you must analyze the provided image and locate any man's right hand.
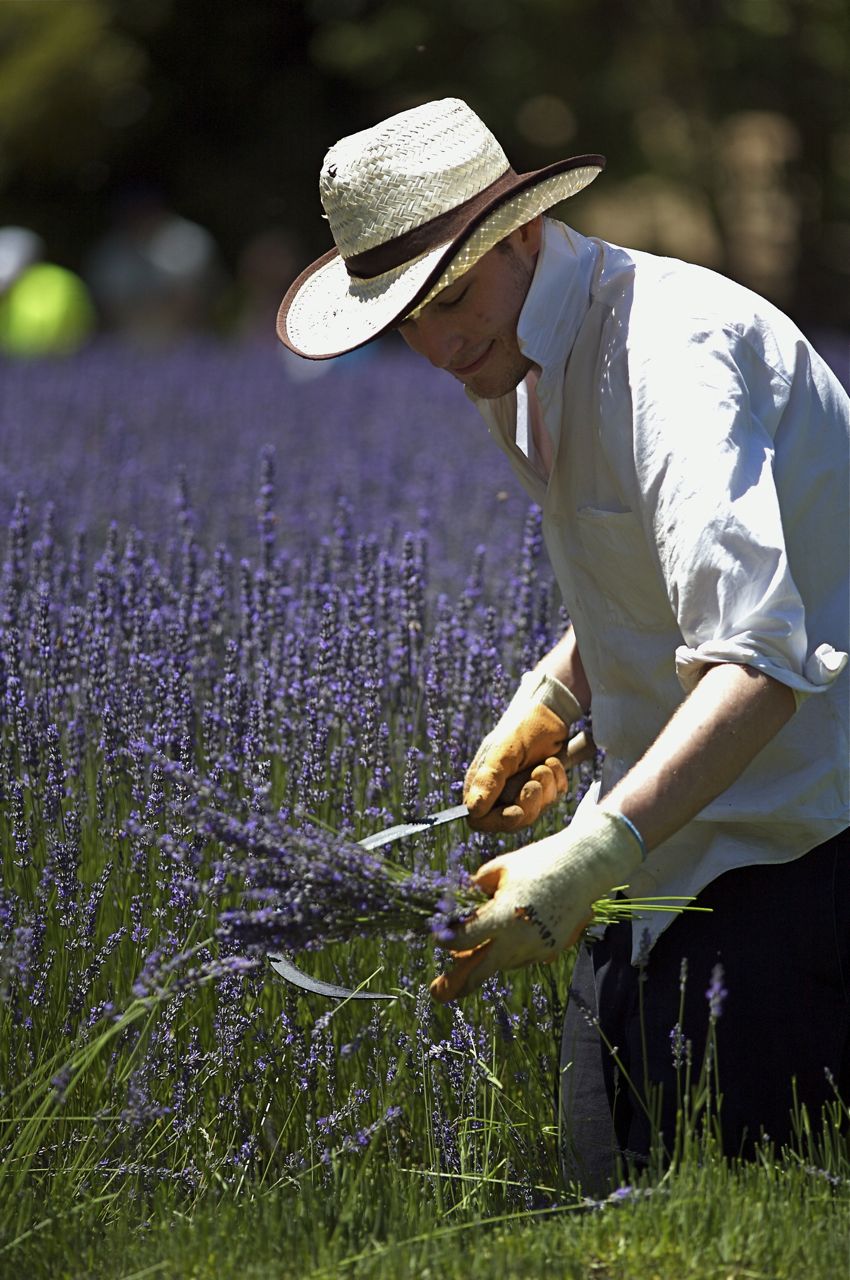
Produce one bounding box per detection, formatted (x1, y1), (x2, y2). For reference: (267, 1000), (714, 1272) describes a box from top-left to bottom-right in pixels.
(464, 670), (583, 833)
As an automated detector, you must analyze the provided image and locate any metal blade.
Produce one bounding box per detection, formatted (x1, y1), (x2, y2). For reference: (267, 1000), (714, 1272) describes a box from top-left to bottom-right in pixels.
(269, 954), (398, 1000)
(358, 803), (469, 850)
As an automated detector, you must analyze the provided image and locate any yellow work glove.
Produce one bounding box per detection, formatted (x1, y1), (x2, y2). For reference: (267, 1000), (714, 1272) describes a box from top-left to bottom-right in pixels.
(431, 808), (646, 1003)
(464, 670), (583, 833)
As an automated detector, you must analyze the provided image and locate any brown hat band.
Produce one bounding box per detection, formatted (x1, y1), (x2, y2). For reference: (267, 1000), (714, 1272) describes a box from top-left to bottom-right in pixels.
(344, 168), (518, 280)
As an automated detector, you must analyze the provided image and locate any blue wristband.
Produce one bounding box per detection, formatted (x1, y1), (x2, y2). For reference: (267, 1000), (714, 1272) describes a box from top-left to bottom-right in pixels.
(611, 811), (647, 862)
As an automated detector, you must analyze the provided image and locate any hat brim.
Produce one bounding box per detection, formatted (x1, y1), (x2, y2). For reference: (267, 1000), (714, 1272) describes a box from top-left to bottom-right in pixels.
(278, 155), (604, 360)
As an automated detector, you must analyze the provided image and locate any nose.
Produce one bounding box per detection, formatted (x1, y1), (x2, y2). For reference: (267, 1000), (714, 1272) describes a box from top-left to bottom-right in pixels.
(400, 312), (462, 370)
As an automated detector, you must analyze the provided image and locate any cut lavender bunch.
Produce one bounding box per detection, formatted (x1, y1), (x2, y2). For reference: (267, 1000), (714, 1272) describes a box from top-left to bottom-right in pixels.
(208, 804), (471, 952)
(153, 757), (474, 951)
(170, 764), (702, 961)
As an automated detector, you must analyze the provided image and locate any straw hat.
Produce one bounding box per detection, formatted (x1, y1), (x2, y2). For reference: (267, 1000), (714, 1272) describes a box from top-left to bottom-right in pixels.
(277, 98), (604, 359)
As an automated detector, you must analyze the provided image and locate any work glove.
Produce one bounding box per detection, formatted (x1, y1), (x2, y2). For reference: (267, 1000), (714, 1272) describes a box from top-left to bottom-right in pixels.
(430, 807), (645, 1003)
(464, 670), (584, 833)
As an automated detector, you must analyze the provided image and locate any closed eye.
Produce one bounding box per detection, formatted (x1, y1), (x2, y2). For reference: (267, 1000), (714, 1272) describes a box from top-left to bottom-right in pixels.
(438, 285), (469, 309)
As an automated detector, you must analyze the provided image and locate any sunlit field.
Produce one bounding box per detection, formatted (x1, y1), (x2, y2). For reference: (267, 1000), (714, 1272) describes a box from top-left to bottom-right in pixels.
(1, 338), (848, 1279)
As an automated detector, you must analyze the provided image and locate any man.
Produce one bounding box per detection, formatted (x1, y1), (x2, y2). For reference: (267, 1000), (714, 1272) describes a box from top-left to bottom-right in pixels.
(277, 97), (849, 1188)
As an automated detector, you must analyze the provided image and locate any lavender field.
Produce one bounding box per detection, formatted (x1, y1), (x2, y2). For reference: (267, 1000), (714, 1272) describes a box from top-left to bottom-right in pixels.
(0, 338), (588, 1266)
(1, 338), (847, 1280)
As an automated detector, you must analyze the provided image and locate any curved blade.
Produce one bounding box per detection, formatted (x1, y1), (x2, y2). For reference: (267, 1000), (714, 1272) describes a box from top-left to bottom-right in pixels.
(269, 954), (398, 1001)
(358, 803), (469, 850)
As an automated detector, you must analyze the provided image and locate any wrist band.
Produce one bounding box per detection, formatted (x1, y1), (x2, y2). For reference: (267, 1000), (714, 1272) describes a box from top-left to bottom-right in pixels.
(611, 810), (647, 862)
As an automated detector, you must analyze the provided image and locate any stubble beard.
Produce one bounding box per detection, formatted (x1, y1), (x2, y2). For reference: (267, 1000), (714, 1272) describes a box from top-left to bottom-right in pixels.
(469, 241), (536, 399)
(469, 348), (534, 400)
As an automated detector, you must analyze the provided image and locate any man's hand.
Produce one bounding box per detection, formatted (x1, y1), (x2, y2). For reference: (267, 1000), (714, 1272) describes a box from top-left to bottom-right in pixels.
(464, 670), (582, 832)
(431, 808), (645, 1002)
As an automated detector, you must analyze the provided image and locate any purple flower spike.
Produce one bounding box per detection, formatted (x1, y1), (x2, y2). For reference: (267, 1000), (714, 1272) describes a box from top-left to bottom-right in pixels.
(705, 962), (728, 1020)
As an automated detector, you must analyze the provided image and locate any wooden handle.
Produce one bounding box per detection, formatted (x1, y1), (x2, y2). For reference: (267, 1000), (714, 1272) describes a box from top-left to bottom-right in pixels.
(497, 730), (597, 806)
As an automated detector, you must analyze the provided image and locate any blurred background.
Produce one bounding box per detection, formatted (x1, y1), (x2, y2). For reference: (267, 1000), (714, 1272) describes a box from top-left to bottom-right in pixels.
(0, 0), (848, 370)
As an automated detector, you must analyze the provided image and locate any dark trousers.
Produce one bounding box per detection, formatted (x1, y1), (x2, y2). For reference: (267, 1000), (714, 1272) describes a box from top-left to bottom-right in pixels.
(559, 828), (850, 1195)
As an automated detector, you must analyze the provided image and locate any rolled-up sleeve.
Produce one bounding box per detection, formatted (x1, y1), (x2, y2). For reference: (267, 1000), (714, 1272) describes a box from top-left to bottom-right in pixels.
(627, 323), (848, 701)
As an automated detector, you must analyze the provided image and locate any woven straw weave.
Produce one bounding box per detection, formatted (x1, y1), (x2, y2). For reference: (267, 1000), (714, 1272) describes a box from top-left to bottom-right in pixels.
(321, 99), (510, 258)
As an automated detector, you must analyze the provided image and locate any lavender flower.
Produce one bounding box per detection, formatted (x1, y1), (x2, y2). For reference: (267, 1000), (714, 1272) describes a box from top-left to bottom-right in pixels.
(670, 1022), (686, 1069)
(705, 962), (728, 1020)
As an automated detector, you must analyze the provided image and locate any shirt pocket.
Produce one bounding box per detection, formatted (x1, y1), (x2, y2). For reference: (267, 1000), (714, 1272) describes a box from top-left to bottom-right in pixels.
(574, 507), (676, 633)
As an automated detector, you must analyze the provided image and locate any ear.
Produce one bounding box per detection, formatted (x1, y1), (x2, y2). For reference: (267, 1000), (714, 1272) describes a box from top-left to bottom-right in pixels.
(517, 214), (543, 253)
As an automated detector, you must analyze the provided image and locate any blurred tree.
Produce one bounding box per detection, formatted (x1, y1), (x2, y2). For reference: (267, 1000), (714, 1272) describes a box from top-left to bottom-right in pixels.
(0, 0), (148, 182)
(306, 0), (850, 328)
(105, 0), (363, 263)
(0, 0), (151, 257)
(0, 0), (846, 331)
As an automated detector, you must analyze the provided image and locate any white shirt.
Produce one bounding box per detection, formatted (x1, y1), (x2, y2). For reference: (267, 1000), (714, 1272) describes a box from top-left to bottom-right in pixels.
(470, 219), (849, 957)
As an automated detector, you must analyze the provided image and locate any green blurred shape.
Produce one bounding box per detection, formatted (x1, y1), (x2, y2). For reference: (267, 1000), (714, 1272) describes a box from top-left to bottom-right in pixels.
(0, 262), (95, 357)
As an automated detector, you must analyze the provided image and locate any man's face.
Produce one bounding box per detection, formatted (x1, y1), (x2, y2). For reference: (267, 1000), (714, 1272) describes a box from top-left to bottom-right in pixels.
(397, 219), (542, 399)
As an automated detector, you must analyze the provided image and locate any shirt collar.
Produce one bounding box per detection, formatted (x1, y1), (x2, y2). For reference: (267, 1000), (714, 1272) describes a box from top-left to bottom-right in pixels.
(463, 219), (602, 459)
(516, 218), (601, 385)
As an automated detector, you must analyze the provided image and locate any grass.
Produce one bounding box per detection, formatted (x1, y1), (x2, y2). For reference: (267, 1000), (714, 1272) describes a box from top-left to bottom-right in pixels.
(8, 1155), (850, 1279)
(4, 962), (848, 1280)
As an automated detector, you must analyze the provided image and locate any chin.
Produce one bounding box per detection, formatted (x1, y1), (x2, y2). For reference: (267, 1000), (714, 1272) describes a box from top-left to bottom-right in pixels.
(470, 366), (530, 400)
